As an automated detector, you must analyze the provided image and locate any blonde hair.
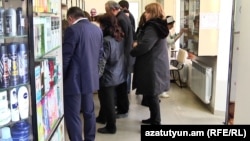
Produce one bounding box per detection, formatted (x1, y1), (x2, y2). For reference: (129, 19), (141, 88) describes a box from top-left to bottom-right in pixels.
(145, 3), (165, 20)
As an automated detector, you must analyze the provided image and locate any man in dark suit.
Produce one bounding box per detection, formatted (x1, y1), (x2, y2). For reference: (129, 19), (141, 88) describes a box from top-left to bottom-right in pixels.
(63, 7), (103, 141)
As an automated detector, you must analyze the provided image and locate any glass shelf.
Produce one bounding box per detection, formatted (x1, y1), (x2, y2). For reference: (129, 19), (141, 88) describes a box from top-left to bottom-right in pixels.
(34, 46), (60, 61)
(0, 35), (28, 39)
(0, 83), (30, 91)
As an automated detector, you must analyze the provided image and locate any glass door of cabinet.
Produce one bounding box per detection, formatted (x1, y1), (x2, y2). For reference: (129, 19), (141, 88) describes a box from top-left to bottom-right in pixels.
(0, 0), (32, 140)
(180, 0), (200, 55)
(31, 0), (64, 141)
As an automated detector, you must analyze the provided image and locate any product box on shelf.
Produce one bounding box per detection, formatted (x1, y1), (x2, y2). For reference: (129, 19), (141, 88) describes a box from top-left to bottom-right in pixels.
(44, 16), (52, 53)
(33, 17), (45, 58)
(34, 61), (42, 103)
(42, 57), (56, 88)
(0, 90), (11, 127)
(47, 86), (59, 130)
(50, 117), (64, 141)
(41, 95), (50, 140)
(36, 100), (45, 141)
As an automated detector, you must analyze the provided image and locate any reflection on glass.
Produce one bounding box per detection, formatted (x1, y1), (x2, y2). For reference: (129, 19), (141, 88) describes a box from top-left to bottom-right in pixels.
(180, 0), (200, 55)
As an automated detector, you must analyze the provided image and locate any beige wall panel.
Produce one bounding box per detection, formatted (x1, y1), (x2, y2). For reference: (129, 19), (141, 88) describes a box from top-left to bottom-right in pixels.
(84, 0), (106, 14)
(200, 0), (220, 12)
(199, 30), (219, 56)
(164, 0), (176, 17)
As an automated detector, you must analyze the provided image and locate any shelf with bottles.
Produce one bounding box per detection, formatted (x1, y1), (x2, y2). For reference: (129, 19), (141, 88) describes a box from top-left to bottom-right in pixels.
(33, 15), (61, 60)
(0, 119), (33, 141)
(0, 0), (33, 140)
(0, 5), (27, 39)
(180, 0), (200, 56)
(0, 84), (32, 141)
(33, 0), (61, 15)
(0, 84), (31, 127)
(0, 42), (31, 130)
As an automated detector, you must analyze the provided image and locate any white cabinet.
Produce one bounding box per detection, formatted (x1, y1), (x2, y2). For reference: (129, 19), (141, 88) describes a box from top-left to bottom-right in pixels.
(180, 0), (220, 56)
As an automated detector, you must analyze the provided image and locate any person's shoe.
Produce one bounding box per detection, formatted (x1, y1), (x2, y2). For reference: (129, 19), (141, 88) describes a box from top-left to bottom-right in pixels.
(97, 127), (116, 134)
(151, 122), (161, 125)
(116, 113), (128, 119)
(160, 92), (170, 98)
(141, 118), (152, 124)
(96, 117), (106, 124)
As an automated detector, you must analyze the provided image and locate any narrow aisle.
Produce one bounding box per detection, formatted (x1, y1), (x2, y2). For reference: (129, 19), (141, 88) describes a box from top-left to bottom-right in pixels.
(94, 84), (225, 141)
(65, 84), (224, 141)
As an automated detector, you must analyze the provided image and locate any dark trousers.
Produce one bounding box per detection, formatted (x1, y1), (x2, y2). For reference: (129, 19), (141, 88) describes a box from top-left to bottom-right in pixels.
(127, 73), (132, 93)
(144, 95), (161, 124)
(64, 93), (96, 141)
(98, 85), (116, 129)
(116, 81), (129, 114)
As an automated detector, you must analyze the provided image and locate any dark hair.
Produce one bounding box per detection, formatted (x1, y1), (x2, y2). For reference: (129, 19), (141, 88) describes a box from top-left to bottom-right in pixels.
(119, 0), (129, 9)
(98, 13), (124, 41)
(67, 7), (84, 19)
(123, 9), (129, 14)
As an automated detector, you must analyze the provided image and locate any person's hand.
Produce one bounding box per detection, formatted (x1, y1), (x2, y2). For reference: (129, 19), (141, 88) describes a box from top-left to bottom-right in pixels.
(180, 28), (188, 34)
(133, 41), (138, 48)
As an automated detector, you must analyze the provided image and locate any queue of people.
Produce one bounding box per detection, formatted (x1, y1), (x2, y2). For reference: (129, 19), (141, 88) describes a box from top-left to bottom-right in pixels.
(62, 0), (186, 140)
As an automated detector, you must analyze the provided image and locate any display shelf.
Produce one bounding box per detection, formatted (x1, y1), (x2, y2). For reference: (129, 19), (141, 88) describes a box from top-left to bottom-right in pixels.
(30, 0), (64, 141)
(0, 35), (28, 39)
(45, 116), (64, 141)
(0, 116), (31, 128)
(180, 0), (200, 55)
(0, 0), (32, 140)
(0, 83), (29, 91)
(0, 0), (64, 140)
(33, 12), (59, 17)
(180, 0), (219, 56)
(35, 46), (60, 60)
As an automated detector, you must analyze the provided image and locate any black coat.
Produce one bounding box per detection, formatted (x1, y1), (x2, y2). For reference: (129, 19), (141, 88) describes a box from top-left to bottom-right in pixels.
(130, 18), (170, 96)
(116, 11), (135, 73)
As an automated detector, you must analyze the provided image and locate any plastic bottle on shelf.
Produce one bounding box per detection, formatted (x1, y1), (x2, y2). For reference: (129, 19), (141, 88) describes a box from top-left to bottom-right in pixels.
(0, 90), (11, 126)
(8, 43), (19, 86)
(9, 88), (20, 122)
(4, 8), (16, 36)
(17, 85), (29, 119)
(0, 43), (10, 88)
(11, 120), (30, 141)
(18, 43), (29, 84)
(0, 127), (13, 141)
(16, 7), (25, 36)
(0, 7), (5, 36)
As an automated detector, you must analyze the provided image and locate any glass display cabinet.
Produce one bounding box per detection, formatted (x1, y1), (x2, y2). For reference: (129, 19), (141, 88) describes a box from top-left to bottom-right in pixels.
(180, 0), (220, 56)
(0, 0), (64, 141)
(180, 0), (200, 56)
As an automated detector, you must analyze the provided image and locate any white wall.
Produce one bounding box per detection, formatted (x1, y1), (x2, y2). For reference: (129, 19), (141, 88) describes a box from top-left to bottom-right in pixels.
(213, 0), (233, 114)
(234, 0), (250, 124)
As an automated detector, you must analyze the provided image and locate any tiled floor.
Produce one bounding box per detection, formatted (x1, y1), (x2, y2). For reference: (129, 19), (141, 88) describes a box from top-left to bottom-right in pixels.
(65, 83), (225, 141)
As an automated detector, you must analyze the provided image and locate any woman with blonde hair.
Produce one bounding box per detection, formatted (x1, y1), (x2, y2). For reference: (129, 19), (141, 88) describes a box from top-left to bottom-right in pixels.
(130, 3), (170, 125)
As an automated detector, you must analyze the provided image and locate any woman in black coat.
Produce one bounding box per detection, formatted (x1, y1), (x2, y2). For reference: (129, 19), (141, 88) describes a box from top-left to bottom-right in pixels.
(131, 3), (170, 125)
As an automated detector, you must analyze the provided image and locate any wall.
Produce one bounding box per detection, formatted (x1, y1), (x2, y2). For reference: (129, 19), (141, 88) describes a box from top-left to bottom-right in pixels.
(234, 0), (250, 124)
